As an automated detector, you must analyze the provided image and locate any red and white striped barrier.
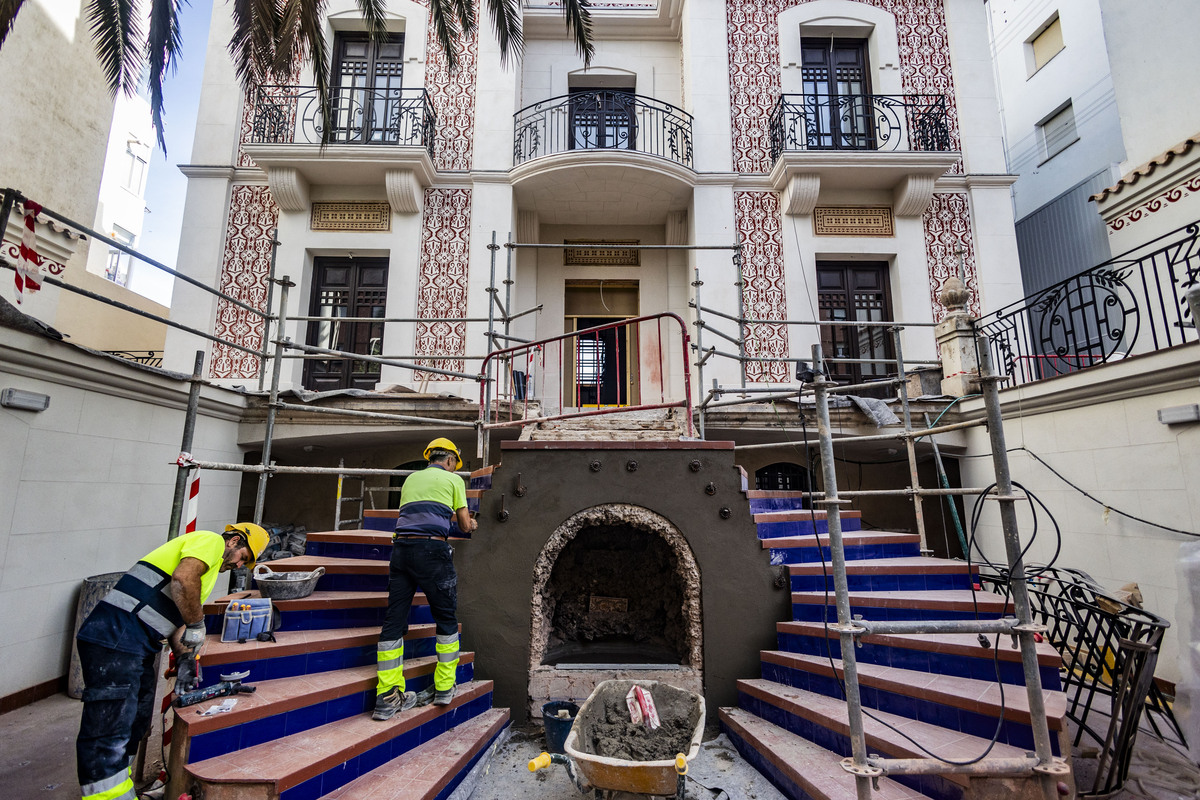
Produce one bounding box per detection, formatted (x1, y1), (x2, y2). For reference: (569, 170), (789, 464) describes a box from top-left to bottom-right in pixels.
(184, 468), (200, 533)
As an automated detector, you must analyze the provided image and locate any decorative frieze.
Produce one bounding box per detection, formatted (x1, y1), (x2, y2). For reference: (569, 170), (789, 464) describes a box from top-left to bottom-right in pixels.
(813, 207), (895, 237)
(564, 240), (640, 266)
(310, 202), (391, 232)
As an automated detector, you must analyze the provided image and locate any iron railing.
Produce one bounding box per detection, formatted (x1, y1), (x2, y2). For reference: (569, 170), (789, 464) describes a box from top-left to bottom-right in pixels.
(980, 566), (1184, 796)
(104, 350), (163, 367)
(246, 85), (436, 154)
(769, 93), (952, 157)
(513, 90), (694, 167)
(975, 221), (1200, 386)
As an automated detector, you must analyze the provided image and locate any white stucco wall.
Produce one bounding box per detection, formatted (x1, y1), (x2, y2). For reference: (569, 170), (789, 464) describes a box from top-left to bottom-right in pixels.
(0, 329), (247, 700)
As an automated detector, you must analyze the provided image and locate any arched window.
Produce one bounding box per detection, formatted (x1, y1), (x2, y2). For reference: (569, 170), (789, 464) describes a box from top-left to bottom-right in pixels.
(755, 462), (812, 492)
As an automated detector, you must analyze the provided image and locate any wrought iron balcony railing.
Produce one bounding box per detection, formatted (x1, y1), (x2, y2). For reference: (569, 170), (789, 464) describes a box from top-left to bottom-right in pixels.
(769, 93), (952, 158)
(975, 221), (1200, 387)
(246, 86), (436, 154)
(513, 90), (694, 168)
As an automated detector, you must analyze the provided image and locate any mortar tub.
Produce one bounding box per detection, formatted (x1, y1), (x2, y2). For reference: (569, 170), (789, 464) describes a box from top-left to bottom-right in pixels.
(252, 564), (325, 600)
(563, 679), (705, 796)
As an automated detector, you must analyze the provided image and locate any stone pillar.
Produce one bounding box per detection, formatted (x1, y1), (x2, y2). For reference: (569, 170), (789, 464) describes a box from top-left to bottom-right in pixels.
(935, 275), (980, 397)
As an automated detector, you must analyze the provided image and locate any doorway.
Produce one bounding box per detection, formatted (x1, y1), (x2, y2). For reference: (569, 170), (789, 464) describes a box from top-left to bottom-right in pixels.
(304, 256), (389, 391)
(801, 38), (874, 150)
(563, 281), (640, 408)
(331, 32), (405, 143)
(817, 261), (894, 387)
(568, 87), (637, 151)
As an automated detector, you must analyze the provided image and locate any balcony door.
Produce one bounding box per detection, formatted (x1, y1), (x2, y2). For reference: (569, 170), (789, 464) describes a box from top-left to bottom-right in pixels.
(563, 281), (640, 408)
(304, 256), (389, 391)
(569, 87), (636, 151)
(331, 33), (404, 143)
(817, 261), (894, 388)
(801, 38), (874, 150)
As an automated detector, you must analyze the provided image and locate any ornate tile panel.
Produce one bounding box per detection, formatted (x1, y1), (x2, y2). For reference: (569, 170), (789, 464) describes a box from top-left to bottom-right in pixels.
(1107, 173), (1200, 232)
(424, 19), (479, 171)
(415, 188), (473, 378)
(922, 192), (980, 321)
(210, 185), (279, 379)
(735, 191), (791, 382)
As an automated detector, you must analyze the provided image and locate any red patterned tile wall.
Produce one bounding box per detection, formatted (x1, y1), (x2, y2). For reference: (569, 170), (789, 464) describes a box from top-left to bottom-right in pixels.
(424, 21), (479, 171)
(923, 192), (980, 321)
(415, 188), (473, 378)
(726, 0), (963, 175)
(210, 186), (279, 379)
(735, 191), (791, 382)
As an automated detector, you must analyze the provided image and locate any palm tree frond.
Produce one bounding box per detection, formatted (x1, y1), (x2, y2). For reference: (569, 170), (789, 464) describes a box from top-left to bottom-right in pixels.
(561, 0), (593, 65)
(87, 0), (146, 95)
(453, 0), (475, 37)
(0, 0), (30, 51)
(146, 0), (183, 151)
(227, 0), (282, 85)
(427, 0), (461, 72)
(353, 0), (388, 43)
(485, 0), (522, 66)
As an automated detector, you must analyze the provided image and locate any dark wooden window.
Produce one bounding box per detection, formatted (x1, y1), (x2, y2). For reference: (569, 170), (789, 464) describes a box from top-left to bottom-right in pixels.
(331, 32), (405, 143)
(817, 261), (894, 387)
(303, 256), (389, 391)
(801, 38), (874, 149)
(569, 87), (636, 151)
(755, 462), (812, 492)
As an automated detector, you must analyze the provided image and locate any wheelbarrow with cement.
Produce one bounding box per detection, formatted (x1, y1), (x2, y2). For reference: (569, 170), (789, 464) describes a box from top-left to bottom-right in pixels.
(529, 679), (705, 799)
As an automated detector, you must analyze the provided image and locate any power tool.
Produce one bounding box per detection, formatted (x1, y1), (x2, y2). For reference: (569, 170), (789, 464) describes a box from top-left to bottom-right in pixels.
(174, 670), (256, 708)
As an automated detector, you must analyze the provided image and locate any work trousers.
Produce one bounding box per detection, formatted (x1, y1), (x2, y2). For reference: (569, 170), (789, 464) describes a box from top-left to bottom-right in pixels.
(76, 639), (158, 800)
(377, 538), (460, 694)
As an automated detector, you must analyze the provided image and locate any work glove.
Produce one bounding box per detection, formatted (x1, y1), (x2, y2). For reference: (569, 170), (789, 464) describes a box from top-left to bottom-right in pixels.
(181, 621), (207, 648)
(175, 650), (202, 693)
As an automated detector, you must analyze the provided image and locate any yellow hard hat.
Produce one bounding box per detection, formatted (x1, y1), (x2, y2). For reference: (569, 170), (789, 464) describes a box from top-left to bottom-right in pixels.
(225, 522), (270, 569)
(423, 437), (462, 470)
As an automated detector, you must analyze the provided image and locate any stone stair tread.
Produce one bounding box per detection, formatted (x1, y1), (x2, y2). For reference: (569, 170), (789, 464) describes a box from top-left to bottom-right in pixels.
(777, 621), (1062, 666)
(178, 655), (474, 736)
(788, 557), (973, 575)
(738, 679), (1030, 765)
(261, 555), (388, 573)
(186, 680), (493, 789)
(764, 531), (921, 549)
(761, 650), (1065, 727)
(201, 624), (439, 665)
(204, 590), (403, 615)
(720, 707), (927, 800)
(754, 509), (862, 522)
(791, 589), (1013, 612)
(307, 530), (393, 543)
(321, 708), (510, 799)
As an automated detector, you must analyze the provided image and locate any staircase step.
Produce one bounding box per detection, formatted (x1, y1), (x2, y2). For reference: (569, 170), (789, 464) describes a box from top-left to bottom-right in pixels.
(306, 530), (394, 561)
(790, 589), (1013, 623)
(746, 491), (809, 515)
(261, 555), (389, 592)
(759, 650), (1064, 752)
(756, 510), (862, 539)
(767, 531), (922, 565)
(321, 708), (510, 799)
(198, 624), (452, 686)
(181, 656), (477, 763)
(736, 679), (1031, 798)
(204, 590), (430, 632)
(361, 508), (483, 536)
(789, 557), (975, 592)
(720, 707), (926, 800)
(185, 680), (495, 800)
(776, 621), (1062, 689)
(468, 465), (494, 491)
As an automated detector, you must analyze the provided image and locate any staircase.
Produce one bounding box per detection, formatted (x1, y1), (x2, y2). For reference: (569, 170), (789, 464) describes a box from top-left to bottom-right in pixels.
(720, 490), (1069, 800)
(166, 529), (509, 800)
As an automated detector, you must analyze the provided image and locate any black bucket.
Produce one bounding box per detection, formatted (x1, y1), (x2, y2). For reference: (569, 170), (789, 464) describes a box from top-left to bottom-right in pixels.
(542, 700), (579, 754)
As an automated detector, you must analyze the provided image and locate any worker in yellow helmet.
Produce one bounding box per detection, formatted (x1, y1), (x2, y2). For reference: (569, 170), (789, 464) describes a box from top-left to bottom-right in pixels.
(374, 438), (476, 720)
(75, 523), (267, 800)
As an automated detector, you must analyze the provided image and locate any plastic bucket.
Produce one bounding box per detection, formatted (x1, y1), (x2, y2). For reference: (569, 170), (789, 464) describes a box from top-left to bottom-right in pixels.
(542, 700), (579, 754)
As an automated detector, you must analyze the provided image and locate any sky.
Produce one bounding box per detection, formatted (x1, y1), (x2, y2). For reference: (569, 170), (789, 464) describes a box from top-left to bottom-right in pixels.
(131, 0), (214, 304)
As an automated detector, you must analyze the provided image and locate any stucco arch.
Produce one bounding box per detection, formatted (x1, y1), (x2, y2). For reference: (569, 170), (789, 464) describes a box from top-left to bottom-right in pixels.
(779, 0), (903, 97)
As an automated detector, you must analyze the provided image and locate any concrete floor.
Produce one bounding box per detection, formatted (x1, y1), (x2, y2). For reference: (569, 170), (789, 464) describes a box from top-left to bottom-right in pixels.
(4, 692), (1196, 800)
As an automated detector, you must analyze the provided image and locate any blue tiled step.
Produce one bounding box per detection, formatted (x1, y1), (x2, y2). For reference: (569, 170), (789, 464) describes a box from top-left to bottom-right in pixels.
(720, 707), (926, 800)
(306, 531), (394, 561)
(746, 491), (809, 515)
(759, 651), (1064, 753)
(788, 557), (975, 592)
(468, 466), (493, 492)
(321, 707), (510, 799)
(182, 657), (477, 763)
(197, 624), (450, 688)
(776, 621), (1062, 690)
(204, 590), (432, 633)
(185, 680), (496, 800)
(735, 679), (1037, 800)
(258, 555), (388, 593)
(756, 510), (862, 539)
(767, 531), (922, 565)
(790, 589), (1012, 623)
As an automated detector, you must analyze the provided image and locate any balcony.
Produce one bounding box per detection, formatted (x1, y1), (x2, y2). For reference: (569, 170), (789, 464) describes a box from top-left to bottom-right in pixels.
(241, 86), (437, 213)
(767, 93), (960, 217)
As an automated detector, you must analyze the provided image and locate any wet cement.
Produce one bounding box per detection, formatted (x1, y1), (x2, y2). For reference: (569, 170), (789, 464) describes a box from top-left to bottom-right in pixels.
(583, 684), (700, 762)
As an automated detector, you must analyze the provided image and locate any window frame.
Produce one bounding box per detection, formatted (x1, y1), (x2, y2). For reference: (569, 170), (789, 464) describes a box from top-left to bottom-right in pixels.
(1036, 100), (1079, 164)
(1026, 14), (1064, 77)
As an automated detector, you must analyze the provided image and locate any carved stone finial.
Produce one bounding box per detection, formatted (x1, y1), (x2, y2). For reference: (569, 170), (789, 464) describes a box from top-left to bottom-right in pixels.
(940, 275), (969, 312)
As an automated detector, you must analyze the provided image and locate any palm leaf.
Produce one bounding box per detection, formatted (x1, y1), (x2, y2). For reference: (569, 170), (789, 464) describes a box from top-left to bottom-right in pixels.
(354, 0), (389, 43)
(427, 0), (463, 71)
(560, 0), (593, 65)
(228, 0), (282, 85)
(146, 0), (183, 152)
(87, 0), (145, 96)
(0, 0), (29, 50)
(484, 0), (522, 66)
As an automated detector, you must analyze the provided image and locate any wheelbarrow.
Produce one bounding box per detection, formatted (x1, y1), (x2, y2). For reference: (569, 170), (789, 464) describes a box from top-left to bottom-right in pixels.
(529, 679), (706, 799)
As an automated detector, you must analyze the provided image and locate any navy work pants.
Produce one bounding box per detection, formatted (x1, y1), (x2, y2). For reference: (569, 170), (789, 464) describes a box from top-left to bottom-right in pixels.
(377, 538), (460, 693)
(76, 639), (157, 800)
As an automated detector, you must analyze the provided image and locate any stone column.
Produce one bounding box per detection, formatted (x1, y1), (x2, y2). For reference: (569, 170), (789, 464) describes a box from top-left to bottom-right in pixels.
(935, 275), (980, 397)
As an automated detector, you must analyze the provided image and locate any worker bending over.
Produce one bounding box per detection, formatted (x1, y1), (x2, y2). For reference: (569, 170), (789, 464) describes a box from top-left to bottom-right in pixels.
(75, 523), (268, 800)
(374, 438), (477, 720)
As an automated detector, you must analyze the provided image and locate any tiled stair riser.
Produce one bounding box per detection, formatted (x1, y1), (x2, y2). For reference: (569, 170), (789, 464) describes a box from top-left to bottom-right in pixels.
(306, 541), (393, 560)
(309, 573), (389, 593)
(195, 637), (440, 689)
(775, 631), (1061, 689)
(790, 604), (1003, 623)
(187, 662), (477, 763)
(748, 498), (808, 514)
(770, 541), (920, 565)
(790, 572), (971, 592)
(734, 692), (962, 800)
(280, 692), (495, 800)
(758, 661), (1053, 754)
(723, 736), (821, 800)
(757, 517), (863, 539)
(205, 605), (433, 633)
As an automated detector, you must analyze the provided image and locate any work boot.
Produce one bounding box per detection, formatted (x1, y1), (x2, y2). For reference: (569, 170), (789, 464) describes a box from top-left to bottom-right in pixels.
(433, 685), (456, 706)
(372, 687), (417, 721)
